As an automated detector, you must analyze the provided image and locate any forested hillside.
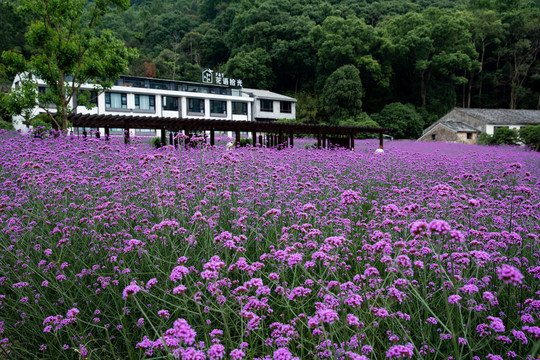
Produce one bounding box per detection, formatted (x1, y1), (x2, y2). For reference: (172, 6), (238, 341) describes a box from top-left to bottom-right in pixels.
(1, 0), (539, 135)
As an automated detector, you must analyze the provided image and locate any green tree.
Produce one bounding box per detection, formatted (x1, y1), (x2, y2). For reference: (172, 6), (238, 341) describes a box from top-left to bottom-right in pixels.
(0, 1), (29, 84)
(371, 102), (424, 139)
(311, 16), (390, 89)
(2, 0), (138, 130)
(384, 9), (479, 108)
(338, 113), (381, 138)
(321, 65), (364, 124)
(492, 127), (519, 144)
(295, 92), (321, 124)
(519, 124), (540, 150)
(200, 28), (229, 67)
(226, 48), (275, 89)
(2, 76), (38, 127)
(462, 9), (503, 108)
(500, 8), (540, 109)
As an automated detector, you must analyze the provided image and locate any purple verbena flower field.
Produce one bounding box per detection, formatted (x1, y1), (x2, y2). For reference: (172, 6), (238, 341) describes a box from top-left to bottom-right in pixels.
(0, 130), (539, 359)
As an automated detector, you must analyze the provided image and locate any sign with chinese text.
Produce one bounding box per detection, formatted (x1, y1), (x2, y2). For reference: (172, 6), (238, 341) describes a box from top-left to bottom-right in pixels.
(201, 69), (242, 87)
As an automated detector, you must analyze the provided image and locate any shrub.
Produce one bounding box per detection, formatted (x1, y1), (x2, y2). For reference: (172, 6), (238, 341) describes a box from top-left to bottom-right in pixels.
(234, 138), (253, 147)
(492, 127), (518, 145)
(151, 136), (167, 148)
(371, 103), (424, 139)
(477, 132), (494, 145)
(519, 124), (540, 151)
(0, 119), (14, 130)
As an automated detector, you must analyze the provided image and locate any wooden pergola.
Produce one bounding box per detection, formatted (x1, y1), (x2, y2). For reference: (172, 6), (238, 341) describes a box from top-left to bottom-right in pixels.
(68, 114), (391, 149)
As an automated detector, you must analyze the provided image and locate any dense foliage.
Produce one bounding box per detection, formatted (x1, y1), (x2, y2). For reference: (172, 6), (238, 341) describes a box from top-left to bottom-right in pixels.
(1, 0), (539, 135)
(0, 131), (539, 359)
(1, 0), (138, 130)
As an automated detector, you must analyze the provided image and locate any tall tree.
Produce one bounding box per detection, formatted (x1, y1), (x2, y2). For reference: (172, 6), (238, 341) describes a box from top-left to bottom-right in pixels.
(321, 65), (364, 124)
(2, 0), (137, 130)
(501, 7), (540, 109)
(384, 8), (479, 110)
(226, 48), (275, 89)
(462, 9), (503, 107)
(311, 15), (391, 89)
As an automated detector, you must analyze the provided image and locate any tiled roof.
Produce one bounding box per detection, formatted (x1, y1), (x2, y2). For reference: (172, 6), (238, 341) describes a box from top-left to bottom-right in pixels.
(454, 108), (540, 125)
(442, 121), (480, 133)
(241, 88), (297, 102)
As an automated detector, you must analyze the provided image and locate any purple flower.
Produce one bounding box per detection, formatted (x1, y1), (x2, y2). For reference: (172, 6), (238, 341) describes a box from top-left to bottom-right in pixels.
(386, 343), (414, 358)
(122, 283), (141, 299)
(428, 219), (451, 235)
(497, 264), (524, 286)
(230, 349), (245, 360)
(66, 308), (79, 318)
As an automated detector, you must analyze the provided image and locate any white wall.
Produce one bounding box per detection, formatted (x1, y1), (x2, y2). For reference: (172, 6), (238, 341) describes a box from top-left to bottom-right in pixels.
(485, 124), (522, 135)
(254, 99), (296, 120)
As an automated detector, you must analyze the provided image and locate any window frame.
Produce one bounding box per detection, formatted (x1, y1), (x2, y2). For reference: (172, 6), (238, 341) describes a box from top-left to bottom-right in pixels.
(188, 98), (205, 115)
(280, 101), (292, 114)
(162, 96), (179, 111)
(260, 99), (273, 112)
(134, 94), (155, 111)
(232, 102), (248, 115)
(210, 100), (227, 117)
(105, 92), (127, 110)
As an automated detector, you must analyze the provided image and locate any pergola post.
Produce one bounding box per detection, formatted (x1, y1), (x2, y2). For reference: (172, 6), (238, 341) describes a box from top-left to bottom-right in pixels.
(104, 127), (110, 140)
(289, 133), (294, 148)
(350, 133), (355, 150)
(235, 129), (241, 147)
(322, 133), (327, 148)
(251, 131), (256, 146)
(161, 128), (166, 146)
(123, 125), (129, 144)
(184, 128), (190, 148)
(259, 135), (263, 147)
(210, 129), (215, 146)
(317, 133), (321, 148)
(95, 129), (100, 139)
(169, 132), (173, 148)
(278, 130), (284, 147)
(379, 132), (384, 148)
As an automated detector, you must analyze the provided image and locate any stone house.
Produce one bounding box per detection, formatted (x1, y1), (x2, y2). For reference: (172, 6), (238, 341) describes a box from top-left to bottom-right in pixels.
(418, 108), (540, 143)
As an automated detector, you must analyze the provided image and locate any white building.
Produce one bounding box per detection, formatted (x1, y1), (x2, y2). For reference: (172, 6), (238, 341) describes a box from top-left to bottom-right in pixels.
(11, 73), (297, 137)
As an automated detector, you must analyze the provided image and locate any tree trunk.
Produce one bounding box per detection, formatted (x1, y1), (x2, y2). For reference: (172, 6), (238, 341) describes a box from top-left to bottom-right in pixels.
(420, 70), (427, 107)
(468, 72), (473, 108)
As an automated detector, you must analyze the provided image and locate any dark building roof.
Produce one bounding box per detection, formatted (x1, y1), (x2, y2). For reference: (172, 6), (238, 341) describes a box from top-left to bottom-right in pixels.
(453, 108), (540, 126)
(441, 120), (480, 133)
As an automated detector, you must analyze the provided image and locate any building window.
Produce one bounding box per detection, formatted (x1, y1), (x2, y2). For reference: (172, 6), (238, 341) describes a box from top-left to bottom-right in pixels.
(260, 99), (273, 112)
(431, 134), (436, 140)
(77, 127), (99, 136)
(162, 96), (178, 111)
(105, 92), (127, 109)
(188, 98), (204, 114)
(134, 94), (155, 111)
(280, 101), (292, 114)
(467, 133), (472, 140)
(77, 90), (98, 105)
(232, 102), (247, 115)
(210, 100), (227, 116)
(135, 129), (156, 135)
(89, 91), (98, 105)
(38, 86), (51, 107)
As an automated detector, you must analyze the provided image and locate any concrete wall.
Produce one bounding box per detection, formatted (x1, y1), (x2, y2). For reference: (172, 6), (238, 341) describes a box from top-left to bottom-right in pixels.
(456, 132), (477, 144)
(419, 123), (478, 144)
(419, 124), (459, 142)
